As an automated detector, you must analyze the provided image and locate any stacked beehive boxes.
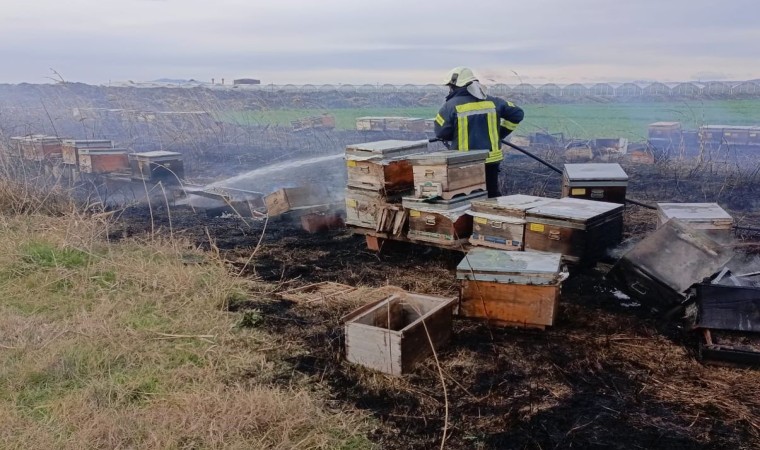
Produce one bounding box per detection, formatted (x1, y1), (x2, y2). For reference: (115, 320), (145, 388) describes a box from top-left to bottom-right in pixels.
(402, 150), (489, 245)
(61, 139), (114, 167)
(344, 140), (429, 235)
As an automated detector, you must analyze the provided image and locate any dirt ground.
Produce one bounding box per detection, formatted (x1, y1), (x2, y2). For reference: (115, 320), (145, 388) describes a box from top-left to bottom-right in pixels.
(109, 201), (760, 450)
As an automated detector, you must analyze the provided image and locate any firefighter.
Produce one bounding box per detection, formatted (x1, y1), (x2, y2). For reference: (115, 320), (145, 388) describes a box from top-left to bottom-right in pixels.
(434, 67), (524, 197)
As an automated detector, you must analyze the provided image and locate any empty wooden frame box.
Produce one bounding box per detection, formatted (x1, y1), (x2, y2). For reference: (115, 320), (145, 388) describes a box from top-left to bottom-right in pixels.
(345, 140), (428, 194)
(129, 151), (185, 183)
(562, 163), (629, 204)
(656, 203), (734, 244)
(524, 197), (624, 264)
(403, 192), (485, 245)
(407, 150), (488, 199)
(78, 148), (129, 174)
(343, 292), (457, 376)
(457, 248), (565, 329)
(468, 194), (555, 250)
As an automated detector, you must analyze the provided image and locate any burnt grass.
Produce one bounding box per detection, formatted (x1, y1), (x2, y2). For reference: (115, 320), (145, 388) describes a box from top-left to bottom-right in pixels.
(111, 202), (760, 450)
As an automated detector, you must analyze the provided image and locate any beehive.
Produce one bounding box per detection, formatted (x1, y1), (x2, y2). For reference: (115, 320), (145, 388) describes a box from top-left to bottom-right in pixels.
(524, 197), (624, 264)
(403, 192), (485, 245)
(129, 151), (184, 183)
(61, 139), (113, 166)
(562, 163), (629, 204)
(468, 194), (555, 251)
(457, 248), (564, 329)
(656, 203), (734, 243)
(345, 140), (428, 194)
(407, 150), (488, 199)
(78, 148), (129, 174)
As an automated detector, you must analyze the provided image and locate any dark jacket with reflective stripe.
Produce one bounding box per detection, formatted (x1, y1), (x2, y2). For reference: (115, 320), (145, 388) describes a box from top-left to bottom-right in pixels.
(434, 87), (524, 163)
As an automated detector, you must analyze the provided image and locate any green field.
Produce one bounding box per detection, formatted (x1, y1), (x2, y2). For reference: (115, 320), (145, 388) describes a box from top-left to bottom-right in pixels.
(220, 99), (760, 140)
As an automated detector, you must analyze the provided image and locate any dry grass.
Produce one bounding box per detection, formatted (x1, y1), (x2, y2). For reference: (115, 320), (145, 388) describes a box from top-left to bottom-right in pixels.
(0, 213), (372, 449)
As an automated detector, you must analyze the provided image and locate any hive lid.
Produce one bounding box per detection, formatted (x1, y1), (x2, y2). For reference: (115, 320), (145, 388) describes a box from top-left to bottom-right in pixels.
(402, 191), (486, 211)
(563, 163), (628, 181)
(456, 248), (562, 285)
(657, 203), (733, 223)
(407, 150), (488, 165)
(345, 140), (428, 158)
(616, 219), (734, 294)
(526, 197), (624, 222)
(131, 150), (182, 159)
(470, 194), (555, 214)
(79, 148), (127, 155)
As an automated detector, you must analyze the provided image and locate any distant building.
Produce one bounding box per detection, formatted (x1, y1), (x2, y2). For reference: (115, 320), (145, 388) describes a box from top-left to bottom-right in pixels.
(233, 78), (261, 85)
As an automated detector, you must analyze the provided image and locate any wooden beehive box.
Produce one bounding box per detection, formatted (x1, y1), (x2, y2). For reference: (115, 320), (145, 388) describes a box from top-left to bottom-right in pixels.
(345, 140), (428, 194)
(468, 195), (555, 250)
(344, 187), (405, 232)
(720, 126), (752, 146)
(78, 148), (129, 174)
(524, 197), (624, 264)
(265, 185), (330, 217)
(129, 151), (184, 184)
(607, 220), (734, 308)
(749, 127), (760, 146)
(402, 118), (427, 132)
(343, 292), (457, 376)
(22, 136), (62, 161)
(408, 150), (488, 199)
(457, 248), (564, 329)
(62, 139), (113, 166)
(656, 203), (734, 244)
(562, 163), (629, 204)
(403, 192), (485, 245)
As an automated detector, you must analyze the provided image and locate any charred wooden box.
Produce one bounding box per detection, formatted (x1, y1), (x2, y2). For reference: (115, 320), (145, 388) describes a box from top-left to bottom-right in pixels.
(265, 186), (330, 217)
(407, 150), (488, 199)
(403, 192), (485, 245)
(129, 151), (184, 184)
(345, 140), (428, 194)
(61, 139), (113, 166)
(344, 292), (457, 376)
(78, 148), (129, 174)
(524, 197), (624, 264)
(457, 248), (564, 329)
(468, 194), (554, 251)
(696, 283), (760, 333)
(656, 203), (734, 244)
(562, 163), (628, 204)
(607, 220), (734, 308)
(345, 187), (405, 232)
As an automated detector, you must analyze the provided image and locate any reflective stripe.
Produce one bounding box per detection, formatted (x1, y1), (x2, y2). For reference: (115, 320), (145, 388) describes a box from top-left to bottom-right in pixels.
(500, 118), (518, 131)
(458, 116), (469, 150)
(455, 101), (496, 114)
(435, 113), (445, 126)
(486, 148), (503, 164)
(507, 101), (515, 107)
(487, 111), (499, 152)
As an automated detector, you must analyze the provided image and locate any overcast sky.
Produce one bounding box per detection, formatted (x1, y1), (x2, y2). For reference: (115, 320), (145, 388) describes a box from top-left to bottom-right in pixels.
(1, 0), (759, 85)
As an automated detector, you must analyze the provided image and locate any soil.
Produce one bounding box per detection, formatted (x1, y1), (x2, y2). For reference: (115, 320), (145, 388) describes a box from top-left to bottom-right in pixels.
(111, 201), (760, 450)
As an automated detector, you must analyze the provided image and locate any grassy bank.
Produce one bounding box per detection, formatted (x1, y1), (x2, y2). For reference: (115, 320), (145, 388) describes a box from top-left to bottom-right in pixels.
(0, 208), (371, 449)
(219, 99), (760, 139)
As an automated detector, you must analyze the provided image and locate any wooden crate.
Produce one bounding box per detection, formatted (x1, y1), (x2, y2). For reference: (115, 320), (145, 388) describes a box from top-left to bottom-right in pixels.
(561, 163), (629, 204)
(129, 151), (184, 183)
(656, 203), (734, 244)
(264, 186), (329, 217)
(300, 212), (344, 233)
(457, 249), (564, 329)
(524, 197), (624, 264)
(343, 292), (457, 376)
(408, 150), (488, 199)
(79, 148), (129, 174)
(404, 192), (484, 244)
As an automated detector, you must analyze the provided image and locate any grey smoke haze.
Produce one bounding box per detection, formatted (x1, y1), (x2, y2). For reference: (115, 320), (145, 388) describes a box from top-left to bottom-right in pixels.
(1, 0), (759, 84)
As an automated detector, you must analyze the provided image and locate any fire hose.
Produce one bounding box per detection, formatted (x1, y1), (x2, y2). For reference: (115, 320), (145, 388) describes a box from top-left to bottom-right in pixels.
(429, 137), (657, 210)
